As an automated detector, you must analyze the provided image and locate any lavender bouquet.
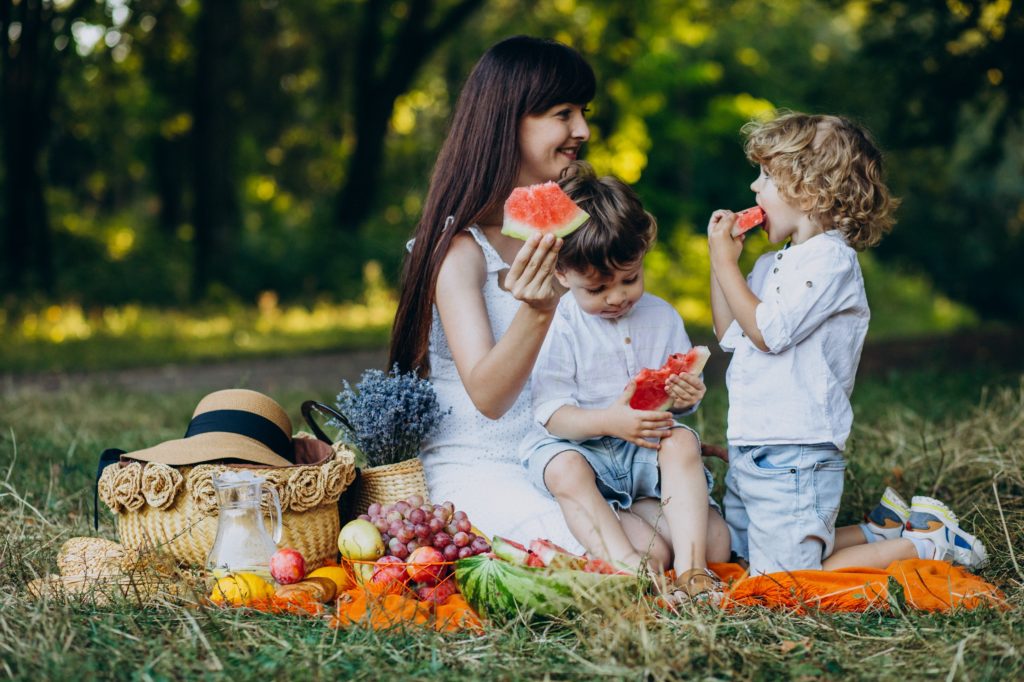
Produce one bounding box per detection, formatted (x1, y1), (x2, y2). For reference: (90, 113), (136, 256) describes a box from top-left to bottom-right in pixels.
(333, 365), (449, 467)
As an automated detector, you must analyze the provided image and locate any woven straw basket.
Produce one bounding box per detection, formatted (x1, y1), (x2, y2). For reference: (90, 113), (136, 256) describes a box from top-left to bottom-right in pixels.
(353, 458), (430, 515)
(97, 434), (356, 570)
(300, 400), (431, 516)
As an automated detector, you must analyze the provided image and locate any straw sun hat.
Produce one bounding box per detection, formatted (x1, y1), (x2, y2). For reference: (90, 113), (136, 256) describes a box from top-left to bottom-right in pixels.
(126, 389), (297, 467)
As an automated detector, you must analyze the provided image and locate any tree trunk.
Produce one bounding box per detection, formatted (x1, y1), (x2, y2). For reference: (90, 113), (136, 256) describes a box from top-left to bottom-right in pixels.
(334, 0), (484, 233)
(1, 0), (44, 293)
(139, 0), (190, 237)
(192, 0), (242, 299)
(0, 0), (86, 295)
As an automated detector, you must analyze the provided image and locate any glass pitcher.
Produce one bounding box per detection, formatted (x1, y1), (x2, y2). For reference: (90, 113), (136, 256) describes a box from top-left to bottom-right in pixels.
(205, 471), (282, 579)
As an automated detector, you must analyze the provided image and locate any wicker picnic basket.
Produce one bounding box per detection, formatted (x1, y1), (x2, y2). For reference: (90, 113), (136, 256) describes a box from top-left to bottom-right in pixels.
(97, 434), (356, 570)
(352, 458), (430, 515)
(301, 401), (430, 517)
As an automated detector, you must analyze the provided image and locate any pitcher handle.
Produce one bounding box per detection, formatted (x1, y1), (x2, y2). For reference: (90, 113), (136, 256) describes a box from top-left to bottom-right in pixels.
(267, 485), (283, 545)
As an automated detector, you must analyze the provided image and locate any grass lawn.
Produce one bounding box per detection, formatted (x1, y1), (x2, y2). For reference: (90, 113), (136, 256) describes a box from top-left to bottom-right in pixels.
(1, 366), (1022, 680)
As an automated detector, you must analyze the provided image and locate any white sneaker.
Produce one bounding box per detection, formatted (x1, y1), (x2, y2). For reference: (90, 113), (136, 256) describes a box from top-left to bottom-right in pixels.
(904, 496), (988, 569)
(864, 486), (911, 540)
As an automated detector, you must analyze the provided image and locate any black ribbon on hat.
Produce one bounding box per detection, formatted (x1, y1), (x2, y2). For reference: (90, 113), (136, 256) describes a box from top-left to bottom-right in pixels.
(94, 448), (125, 530)
(184, 409), (295, 462)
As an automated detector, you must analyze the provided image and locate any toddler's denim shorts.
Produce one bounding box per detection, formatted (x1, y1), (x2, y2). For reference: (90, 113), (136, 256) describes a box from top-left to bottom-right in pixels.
(723, 443), (846, 574)
(525, 424), (718, 512)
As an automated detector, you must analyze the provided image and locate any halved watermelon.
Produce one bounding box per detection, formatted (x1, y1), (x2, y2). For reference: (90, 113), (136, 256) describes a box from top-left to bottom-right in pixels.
(454, 554), (636, 622)
(730, 206), (765, 238)
(501, 182), (590, 241)
(628, 346), (711, 411)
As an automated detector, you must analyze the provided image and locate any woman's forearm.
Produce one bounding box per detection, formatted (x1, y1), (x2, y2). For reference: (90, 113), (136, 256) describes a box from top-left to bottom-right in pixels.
(462, 304), (555, 419)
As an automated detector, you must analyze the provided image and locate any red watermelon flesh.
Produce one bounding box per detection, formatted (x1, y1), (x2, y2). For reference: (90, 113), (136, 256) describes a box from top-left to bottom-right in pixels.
(629, 346), (711, 411)
(529, 539), (587, 570)
(502, 182), (590, 241)
(730, 206), (765, 238)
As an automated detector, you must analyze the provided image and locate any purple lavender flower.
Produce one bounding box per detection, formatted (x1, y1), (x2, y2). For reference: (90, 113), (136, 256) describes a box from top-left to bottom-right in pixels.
(333, 364), (449, 467)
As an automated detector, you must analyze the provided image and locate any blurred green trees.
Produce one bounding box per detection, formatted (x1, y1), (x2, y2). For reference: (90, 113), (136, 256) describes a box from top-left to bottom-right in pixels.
(0, 0), (1020, 323)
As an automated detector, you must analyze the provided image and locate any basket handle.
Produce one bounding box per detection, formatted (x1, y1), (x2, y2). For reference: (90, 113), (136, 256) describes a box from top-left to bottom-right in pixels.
(301, 400), (353, 444)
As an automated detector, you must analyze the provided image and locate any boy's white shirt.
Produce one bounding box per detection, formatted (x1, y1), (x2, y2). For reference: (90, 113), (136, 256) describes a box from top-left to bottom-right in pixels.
(520, 292), (696, 460)
(720, 230), (869, 451)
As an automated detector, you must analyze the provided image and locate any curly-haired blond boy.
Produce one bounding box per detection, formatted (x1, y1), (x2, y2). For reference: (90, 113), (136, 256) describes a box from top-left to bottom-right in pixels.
(707, 111), (987, 574)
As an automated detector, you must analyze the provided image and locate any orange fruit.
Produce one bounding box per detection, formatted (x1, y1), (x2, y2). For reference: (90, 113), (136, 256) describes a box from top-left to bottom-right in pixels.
(306, 565), (354, 593)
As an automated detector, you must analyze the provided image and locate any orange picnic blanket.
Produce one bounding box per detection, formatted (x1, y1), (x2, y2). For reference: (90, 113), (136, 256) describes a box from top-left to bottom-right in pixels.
(710, 559), (1005, 613)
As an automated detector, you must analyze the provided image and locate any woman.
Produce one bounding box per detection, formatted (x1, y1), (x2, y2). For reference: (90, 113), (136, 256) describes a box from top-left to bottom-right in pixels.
(389, 36), (595, 550)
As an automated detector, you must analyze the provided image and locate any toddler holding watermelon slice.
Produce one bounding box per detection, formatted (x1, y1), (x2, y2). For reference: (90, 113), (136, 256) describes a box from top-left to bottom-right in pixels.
(708, 111), (987, 574)
(521, 161), (732, 601)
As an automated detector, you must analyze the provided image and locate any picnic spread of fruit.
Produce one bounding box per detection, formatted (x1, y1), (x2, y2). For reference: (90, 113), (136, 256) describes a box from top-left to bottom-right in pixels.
(201, 493), (637, 631)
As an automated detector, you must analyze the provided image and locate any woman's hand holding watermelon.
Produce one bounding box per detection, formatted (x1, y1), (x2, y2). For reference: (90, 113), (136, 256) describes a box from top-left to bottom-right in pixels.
(503, 233), (566, 312)
(666, 372), (706, 411)
(603, 381), (676, 449)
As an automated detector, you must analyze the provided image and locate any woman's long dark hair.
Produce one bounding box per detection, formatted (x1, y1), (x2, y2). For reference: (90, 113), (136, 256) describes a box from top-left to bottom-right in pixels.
(388, 36), (595, 376)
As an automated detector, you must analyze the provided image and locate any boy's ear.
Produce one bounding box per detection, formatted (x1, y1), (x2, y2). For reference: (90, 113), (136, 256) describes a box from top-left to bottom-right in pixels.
(554, 270), (570, 288)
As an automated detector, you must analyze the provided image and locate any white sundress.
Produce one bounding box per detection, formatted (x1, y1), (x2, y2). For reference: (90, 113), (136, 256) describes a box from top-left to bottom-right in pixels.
(417, 226), (583, 553)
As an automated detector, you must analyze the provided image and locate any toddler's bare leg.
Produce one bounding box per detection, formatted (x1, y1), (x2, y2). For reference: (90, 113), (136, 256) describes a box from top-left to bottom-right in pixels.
(823, 538), (916, 570)
(619, 511), (671, 572)
(629, 498), (729, 564)
(705, 507), (731, 563)
(833, 524), (871, 551)
(657, 429), (709, 575)
(544, 450), (644, 570)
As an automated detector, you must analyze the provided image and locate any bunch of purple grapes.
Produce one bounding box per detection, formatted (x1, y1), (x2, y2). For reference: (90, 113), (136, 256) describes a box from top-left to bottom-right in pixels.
(358, 495), (491, 561)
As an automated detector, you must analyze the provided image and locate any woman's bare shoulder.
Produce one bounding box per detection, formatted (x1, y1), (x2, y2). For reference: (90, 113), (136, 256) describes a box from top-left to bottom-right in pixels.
(438, 231), (487, 288)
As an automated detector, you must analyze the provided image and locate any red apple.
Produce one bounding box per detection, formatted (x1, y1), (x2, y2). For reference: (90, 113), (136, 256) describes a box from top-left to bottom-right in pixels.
(369, 555), (408, 594)
(416, 579), (459, 604)
(406, 546), (446, 585)
(270, 548), (306, 585)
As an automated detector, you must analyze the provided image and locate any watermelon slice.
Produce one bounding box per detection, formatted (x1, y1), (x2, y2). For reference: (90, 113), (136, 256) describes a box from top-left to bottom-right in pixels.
(628, 346), (711, 411)
(491, 536), (534, 566)
(730, 206), (765, 238)
(528, 539), (587, 570)
(501, 182), (590, 241)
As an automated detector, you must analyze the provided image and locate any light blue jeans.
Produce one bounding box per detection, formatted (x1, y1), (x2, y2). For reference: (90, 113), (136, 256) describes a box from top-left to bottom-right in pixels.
(724, 443), (845, 573)
(526, 425), (718, 512)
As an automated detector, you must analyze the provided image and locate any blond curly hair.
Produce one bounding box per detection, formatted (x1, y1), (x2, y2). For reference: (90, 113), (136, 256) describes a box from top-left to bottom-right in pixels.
(742, 111), (899, 250)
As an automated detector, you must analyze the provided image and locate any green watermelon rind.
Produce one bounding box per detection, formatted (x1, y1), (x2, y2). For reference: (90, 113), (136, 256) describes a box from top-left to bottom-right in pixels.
(454, 554), (638, 622)
(668, 346), (711, 376)
(491, 536), (531, 565)
(500, 209), (589, 241)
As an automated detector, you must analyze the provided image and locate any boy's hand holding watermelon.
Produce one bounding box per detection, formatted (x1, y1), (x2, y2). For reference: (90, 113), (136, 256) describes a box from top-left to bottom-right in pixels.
(665, 372), (706, 411)
(603, 382), (676, 450)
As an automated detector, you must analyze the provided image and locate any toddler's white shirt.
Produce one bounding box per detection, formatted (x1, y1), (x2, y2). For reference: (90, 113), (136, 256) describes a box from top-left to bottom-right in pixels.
(522, 292), (696, 457)
(720, 230), (869, 451)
